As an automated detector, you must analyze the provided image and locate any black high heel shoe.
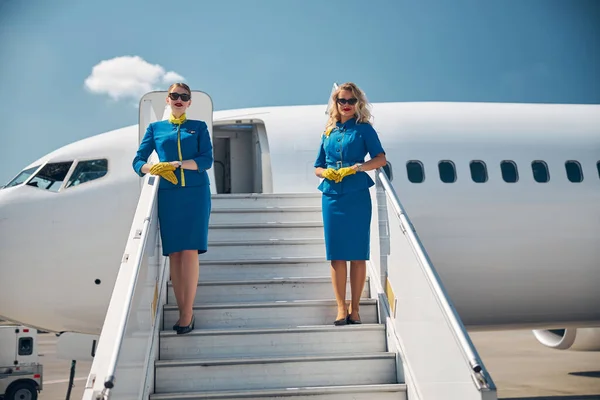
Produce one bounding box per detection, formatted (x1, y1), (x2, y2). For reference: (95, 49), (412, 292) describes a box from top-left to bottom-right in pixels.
(172, 320), (180, 331)
(176, 315), (195, 335)
(347, 313), (361, 324)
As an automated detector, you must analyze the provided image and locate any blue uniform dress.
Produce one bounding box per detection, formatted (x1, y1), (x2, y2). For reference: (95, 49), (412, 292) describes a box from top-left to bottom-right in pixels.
(314, 118), (385, 261)
(132, 119), (213, 256)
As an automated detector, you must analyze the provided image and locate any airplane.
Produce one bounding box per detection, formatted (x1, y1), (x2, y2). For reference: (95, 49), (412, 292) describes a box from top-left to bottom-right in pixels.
(0, 98), (599, 358)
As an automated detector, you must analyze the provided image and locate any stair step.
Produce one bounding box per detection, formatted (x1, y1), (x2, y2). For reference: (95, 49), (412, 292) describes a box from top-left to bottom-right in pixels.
(159, 324), (385, 360)
(202, 239), (325, 261)
(150, 384), (407, 399)
(154, 354), (397, 394)
(167, 277), (370, 304)
(162, 299), (378, 330)
(199, 258), (331, 281)
(208, 222), (323, 241)
(209, 207), (322, 224)
(211, 193), (321, 209)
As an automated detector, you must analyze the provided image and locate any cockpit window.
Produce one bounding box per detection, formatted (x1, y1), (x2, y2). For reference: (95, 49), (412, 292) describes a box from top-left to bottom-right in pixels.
(3, 166), (40, 189)
(27, 162), (73, 192)
(65, 159), (108, 188)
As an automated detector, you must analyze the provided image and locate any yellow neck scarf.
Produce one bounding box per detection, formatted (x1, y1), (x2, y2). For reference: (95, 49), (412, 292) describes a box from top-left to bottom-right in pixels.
(169, 113), (187, 125)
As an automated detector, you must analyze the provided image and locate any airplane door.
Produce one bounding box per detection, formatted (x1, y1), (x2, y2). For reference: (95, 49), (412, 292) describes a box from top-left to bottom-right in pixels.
(137, 90), (215, 194)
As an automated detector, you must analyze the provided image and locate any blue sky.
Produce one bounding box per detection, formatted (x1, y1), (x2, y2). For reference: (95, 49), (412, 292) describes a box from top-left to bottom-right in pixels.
(0, 0), (598, 184)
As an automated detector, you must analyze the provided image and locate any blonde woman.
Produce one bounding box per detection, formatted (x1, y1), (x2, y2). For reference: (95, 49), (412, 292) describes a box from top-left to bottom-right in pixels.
(313, 82), (387, 326)
(132, 83), (213, 334)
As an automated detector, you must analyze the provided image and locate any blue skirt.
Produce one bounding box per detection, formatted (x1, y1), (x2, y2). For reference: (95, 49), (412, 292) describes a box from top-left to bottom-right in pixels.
(157, 185), (211, 256)
(322, 189), (372, 261)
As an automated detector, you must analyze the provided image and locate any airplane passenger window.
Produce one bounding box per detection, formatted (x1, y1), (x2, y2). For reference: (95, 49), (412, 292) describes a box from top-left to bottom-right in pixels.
(2, 165), (39, 189)
(500, 161), (518, 183)
(469, 161), (487, 183)
(438, 161), (456, 183)
(65, 159), (108, 188)
(531, 161), (549, 183)
(406, 161), (424, 183)
(565, 161), (583, 183)
(27, 162), (73, 192)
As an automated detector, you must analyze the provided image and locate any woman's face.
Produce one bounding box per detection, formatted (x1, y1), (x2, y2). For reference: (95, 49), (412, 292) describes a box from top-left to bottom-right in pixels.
(167, 88), (192, 114)
(336, 90), (358, 119)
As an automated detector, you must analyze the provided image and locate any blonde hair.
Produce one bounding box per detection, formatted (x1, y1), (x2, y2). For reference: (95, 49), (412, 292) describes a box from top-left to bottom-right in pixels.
(325, 82), (372, 133)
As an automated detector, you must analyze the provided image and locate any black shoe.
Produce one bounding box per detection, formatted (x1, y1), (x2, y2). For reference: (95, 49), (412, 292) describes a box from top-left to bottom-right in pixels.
(334, 317), (348, 326)
(176, 316), (195, 335)
(172, 322), (180, 331)
(347, 314), (361, 324)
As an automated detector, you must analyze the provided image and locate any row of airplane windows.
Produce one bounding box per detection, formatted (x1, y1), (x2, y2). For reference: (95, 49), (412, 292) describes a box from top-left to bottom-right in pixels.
(403, 160), (600, 184)
(5, 158), (600, 191)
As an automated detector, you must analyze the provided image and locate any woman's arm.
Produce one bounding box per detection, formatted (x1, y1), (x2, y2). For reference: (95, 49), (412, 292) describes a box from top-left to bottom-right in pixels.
(132, 124), (156, 176)
(351, 152), (387, 172)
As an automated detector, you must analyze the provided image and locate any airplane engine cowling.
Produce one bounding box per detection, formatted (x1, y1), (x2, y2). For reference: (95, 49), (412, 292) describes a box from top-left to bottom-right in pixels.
(532, 328), (600, 351)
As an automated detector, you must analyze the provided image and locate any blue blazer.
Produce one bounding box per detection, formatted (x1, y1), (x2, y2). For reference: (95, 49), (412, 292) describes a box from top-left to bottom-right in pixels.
(314, 118), (385, 194)
(132, 119), (213, 189)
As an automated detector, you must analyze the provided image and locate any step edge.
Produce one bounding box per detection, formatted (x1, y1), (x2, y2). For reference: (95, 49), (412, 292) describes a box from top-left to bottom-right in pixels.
(168, 276), (370, 286)
(209, 222), (323, 229)
(159, 324), (384, 337)
(149, 384), (407, 399)
(207, 239), (324, 246)
(211, 208), (321, 213)
(155, 352), (396, 367)
(199, 257), (328, 265)
(211, 193), (321, 198)
(163, 299), (377, 310)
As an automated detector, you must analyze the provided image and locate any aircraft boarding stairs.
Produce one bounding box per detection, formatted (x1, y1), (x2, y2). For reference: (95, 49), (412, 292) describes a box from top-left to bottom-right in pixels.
(152, 192), (403, 399)
(82, 180), (498, 400)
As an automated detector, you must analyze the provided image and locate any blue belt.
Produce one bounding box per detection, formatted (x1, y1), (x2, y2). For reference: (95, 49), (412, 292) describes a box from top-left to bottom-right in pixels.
(328, 161), (362, 169)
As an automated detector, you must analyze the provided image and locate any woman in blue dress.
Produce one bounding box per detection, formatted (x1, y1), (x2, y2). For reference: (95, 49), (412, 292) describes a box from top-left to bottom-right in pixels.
(132, 83), (213, 334)
(314, 82), (387, 326)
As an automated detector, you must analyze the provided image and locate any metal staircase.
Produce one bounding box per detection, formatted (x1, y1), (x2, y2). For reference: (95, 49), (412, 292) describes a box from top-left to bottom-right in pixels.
(150, 193), (407, 399)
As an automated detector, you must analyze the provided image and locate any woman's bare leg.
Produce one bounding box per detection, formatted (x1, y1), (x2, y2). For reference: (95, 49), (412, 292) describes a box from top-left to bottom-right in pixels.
(349, 260), (366, 321)
(330, 260), (348, 321)
(169, 252), (184, 325)
(178, 250), (199, 326)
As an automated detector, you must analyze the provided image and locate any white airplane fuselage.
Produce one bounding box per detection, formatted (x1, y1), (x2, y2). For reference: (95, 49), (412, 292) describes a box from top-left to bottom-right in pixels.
(0, 101), (598, 339)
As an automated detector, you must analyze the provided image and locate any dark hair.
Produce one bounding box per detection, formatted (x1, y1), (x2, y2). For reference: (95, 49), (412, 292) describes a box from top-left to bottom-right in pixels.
(168, 82), (191, 95)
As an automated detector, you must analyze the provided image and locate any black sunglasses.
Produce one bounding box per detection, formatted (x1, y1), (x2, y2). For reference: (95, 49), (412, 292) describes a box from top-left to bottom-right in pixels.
(337, 98), (358, 105)
(169, 92), (191, 101)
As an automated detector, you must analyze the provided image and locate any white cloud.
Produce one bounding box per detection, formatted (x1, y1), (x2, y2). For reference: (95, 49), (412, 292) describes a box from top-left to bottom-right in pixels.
(84, 56), (185, 101)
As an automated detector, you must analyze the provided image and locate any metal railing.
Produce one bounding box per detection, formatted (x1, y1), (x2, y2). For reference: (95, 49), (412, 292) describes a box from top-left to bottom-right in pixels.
(368, 167), (497, 399)
(81, 171), (169, 400)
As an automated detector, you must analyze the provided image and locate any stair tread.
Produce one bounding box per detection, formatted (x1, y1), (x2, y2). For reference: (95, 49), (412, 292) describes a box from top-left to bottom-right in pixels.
(169, 276), (369, 287)
(163, 299), (377, 310)
(159, 323), (383, 336)
(209, 222), (323, 228)
(212, 193), (321, 198)
(211, 206), (320, 213)
(156, 353), (395, 367)
(199, 256), (327, 264)
(208, 238), (323, 245)
(150, 384), (407, 399)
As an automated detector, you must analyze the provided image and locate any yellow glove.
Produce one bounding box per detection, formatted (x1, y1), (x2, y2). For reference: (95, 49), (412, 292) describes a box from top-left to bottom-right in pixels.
(321, 168), (340, 182)
(334, 167), (357, 183)
(149, 162), (178, 185)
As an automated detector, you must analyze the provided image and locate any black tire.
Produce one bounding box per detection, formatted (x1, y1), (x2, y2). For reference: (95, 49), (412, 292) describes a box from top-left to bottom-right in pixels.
(5, 381), (37, 400)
